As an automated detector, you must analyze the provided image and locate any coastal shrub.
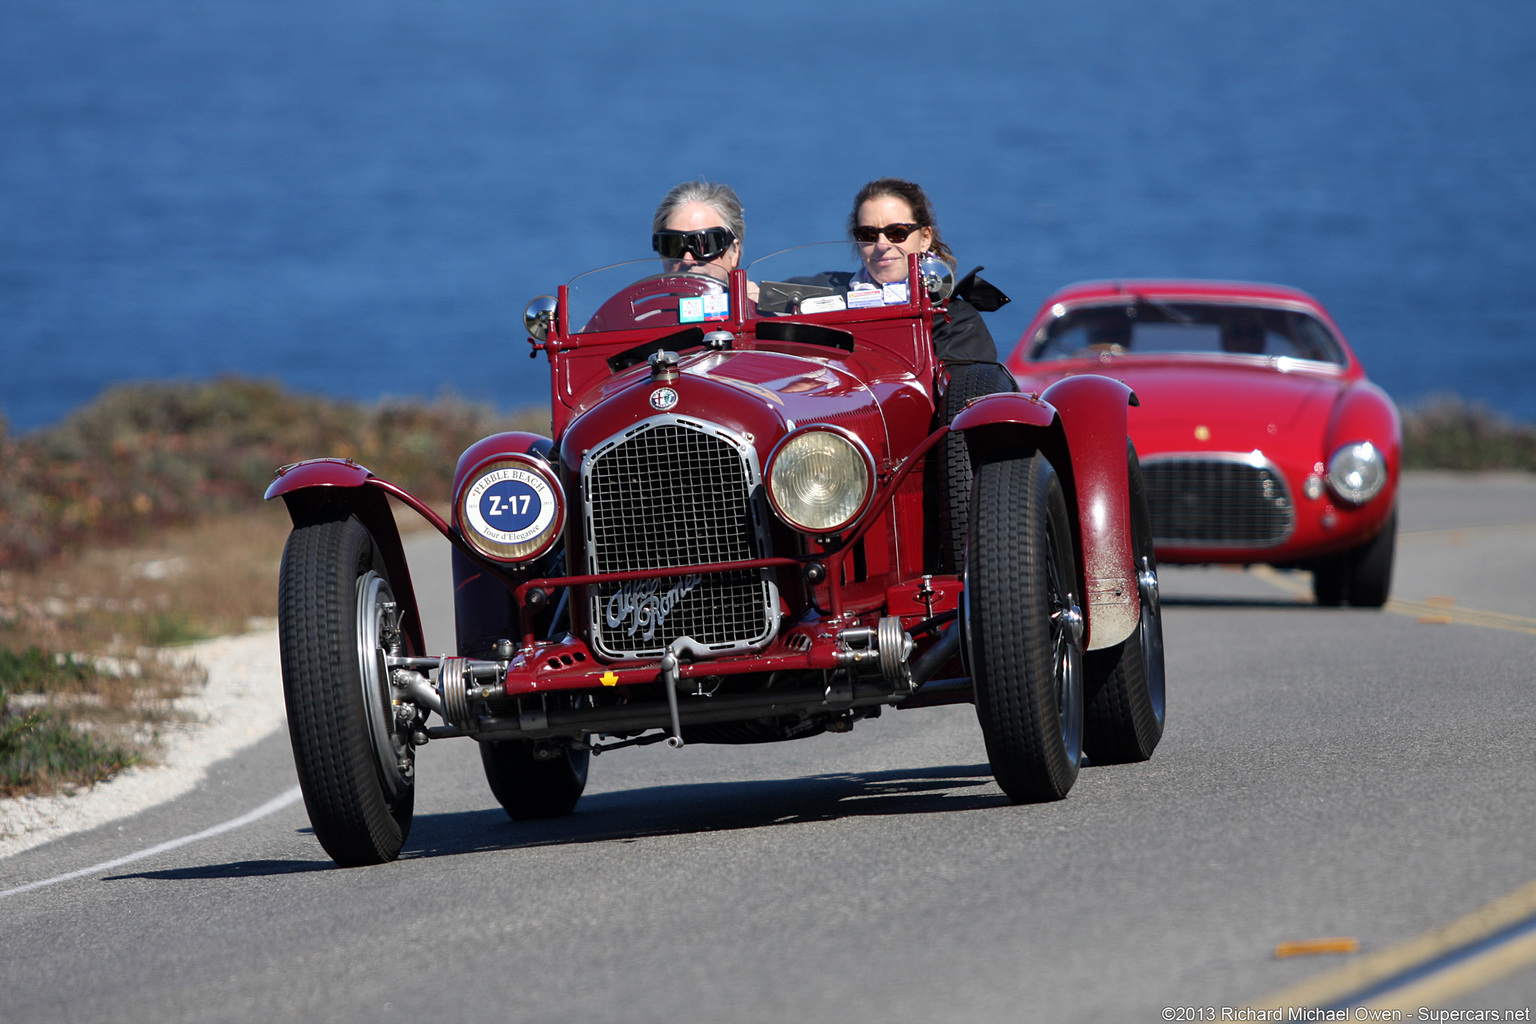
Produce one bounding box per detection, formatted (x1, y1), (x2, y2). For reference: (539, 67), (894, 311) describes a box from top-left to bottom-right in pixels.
(0, 377), (545, 569)
(1400, 395), (1536, 472)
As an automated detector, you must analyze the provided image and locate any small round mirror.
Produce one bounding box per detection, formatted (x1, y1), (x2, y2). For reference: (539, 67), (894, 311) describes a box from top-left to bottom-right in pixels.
(919, 257), (955, 302)
(524, 295), (557, 341)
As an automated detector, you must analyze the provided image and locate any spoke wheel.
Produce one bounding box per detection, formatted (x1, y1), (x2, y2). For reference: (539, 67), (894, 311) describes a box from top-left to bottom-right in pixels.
(279, 514), (414, 866)
(966, 450), (1084, 802)
(1083, 444), (1167, 764)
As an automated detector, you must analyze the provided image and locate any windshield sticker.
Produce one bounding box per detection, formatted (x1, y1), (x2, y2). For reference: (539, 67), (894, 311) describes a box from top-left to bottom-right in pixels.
(846, 285), (884, 309)
(679, 293), (729, 323)
(800, 294), (846, 314)
(882, 281), (909, 305)
(604, 574), (702, 642)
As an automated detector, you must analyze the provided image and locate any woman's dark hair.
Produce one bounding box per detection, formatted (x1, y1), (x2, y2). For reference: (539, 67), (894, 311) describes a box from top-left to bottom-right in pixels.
(847, 177), (954, 263)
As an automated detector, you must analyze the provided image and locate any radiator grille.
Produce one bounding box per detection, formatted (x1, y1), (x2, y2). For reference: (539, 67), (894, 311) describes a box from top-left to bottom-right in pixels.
(583, 419), (775, 658)
(1143, 456), (1295, 547)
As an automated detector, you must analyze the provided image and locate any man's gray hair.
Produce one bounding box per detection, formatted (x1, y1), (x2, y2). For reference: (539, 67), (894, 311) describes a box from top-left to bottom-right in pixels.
(652, 180), (746, 240)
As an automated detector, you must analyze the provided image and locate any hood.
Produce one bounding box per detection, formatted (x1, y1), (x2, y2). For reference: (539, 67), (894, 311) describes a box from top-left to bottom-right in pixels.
(559, 348), (894, 472)
(1016, 358), (1345, 454)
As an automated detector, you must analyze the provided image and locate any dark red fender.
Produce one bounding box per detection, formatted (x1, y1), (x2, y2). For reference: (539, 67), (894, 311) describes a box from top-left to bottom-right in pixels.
(1040, 375), (1140, 650)
(952, 379), (1140, 651)
(265, 459), (426, 657)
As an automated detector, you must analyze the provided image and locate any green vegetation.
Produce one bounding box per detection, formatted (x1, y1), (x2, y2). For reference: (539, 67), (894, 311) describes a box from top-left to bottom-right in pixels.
(1, 685), (139, 797)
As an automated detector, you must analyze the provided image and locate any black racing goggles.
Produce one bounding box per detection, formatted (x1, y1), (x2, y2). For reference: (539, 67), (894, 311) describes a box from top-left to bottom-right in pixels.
(652, 227), (737, 261)
(852, 222), (922, 244)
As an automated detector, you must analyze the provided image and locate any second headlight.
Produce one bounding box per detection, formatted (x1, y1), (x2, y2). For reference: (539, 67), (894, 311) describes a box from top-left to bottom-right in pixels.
(767, 427), (875, 535)
(1326, 441), (1387, 506)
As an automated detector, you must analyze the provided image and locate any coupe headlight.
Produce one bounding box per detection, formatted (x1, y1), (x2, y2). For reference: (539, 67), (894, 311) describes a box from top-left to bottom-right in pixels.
(457, 455), (565, 562)
(767, 428), (875, 534)
(1326, 441), (1387, 506)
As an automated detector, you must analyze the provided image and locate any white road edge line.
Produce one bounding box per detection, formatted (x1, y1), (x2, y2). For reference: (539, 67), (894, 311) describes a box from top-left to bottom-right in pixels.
(0, 785), (303, 900)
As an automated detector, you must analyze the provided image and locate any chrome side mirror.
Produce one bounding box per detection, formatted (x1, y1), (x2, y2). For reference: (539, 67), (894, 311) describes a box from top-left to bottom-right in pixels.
(524, 295), (557, 341)
(919, 257), (955, 302)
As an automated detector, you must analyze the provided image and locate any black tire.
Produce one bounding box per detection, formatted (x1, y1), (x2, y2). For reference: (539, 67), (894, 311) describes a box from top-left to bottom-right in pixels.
(966, 450), (1084, 802)
(479, 739), (589, 819)
(936, 363), (1018, 573)
(1311, 505), (1396, 608)
(279, 515), (414, 866)
(1083, 444), (1166, 764)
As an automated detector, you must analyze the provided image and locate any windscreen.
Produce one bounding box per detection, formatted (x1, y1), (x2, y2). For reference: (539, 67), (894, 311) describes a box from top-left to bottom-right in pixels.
(1029, 301), (1346, 365)
(566, 259), (732, 335)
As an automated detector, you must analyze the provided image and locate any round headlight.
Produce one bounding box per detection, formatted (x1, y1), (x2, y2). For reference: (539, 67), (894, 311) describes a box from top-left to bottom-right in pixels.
(1326, 441), (1387, 506)
(768, 428), (874, 534)
(457, 455), (565, 562)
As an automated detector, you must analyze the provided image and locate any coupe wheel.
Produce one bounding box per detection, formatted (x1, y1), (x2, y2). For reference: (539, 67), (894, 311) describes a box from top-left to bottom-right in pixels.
(966, 450), (1084, 802)
(1083, 445), (1166, 764)
(479, 738), (589, 820)
(1312, 505), (1397, 608)
(279, 514), (414, 866)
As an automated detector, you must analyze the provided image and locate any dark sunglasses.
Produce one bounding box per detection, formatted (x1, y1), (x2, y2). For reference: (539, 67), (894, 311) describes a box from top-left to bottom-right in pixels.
(653, 227), (737, 261)
(852, 222), (922, 244)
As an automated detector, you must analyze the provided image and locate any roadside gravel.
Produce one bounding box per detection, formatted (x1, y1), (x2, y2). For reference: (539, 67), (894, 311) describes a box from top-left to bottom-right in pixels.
(0, 628), (285, 860)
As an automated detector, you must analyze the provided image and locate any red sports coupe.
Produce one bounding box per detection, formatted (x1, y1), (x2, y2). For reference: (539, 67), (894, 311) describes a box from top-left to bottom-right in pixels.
(1005, 280), (1400, 607)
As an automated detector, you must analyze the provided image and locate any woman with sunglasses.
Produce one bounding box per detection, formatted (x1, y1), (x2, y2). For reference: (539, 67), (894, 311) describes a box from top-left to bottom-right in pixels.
(848, 177), (1008, 363)
(651, 180), (745, 282)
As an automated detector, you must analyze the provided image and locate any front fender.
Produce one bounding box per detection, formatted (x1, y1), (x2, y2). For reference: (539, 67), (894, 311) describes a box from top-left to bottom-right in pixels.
(1040, 375), (1140, 651)
(1325, 381), (1402, 516)
(265, 458), (426, 657)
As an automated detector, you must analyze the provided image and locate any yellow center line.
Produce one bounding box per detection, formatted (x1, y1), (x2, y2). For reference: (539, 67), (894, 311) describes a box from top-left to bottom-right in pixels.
(1253, 877), (1536, 1010)
(1386, 599), (1536, 635)
(1245, 566), (1536, 636)
(1362, 928), (1536, 1012)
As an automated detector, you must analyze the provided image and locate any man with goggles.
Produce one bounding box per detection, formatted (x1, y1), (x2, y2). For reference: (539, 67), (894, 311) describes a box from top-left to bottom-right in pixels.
(650, 180), (746, 282)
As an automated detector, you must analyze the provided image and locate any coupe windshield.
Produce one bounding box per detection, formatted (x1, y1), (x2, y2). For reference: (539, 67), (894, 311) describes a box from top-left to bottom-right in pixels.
(1029, 302), (1345, 365)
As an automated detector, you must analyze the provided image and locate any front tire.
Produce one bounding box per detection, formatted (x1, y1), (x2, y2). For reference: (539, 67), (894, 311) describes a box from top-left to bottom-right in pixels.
(1083, 444), (1167, 764)
(966, 450), (1084, 802)
(479, 739), (589, 820)
(1312, 505), (1397, 608)
(279, 514), (414, 866)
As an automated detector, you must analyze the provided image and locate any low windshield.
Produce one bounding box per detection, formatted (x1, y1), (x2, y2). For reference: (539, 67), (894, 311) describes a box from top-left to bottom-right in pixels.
(747, 242), (917, 317)
(566, 259), (732, 335)
(1029, 302), (1345, 365)
(565, 243), (925, 335)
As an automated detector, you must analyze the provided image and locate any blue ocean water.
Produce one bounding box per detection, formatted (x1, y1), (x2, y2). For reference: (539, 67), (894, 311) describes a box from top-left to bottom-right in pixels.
(2, 0), (1533, 433)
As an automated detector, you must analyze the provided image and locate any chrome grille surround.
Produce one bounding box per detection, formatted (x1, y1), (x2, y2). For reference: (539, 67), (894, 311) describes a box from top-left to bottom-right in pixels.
(1142, 452), (1295, 548)
(581, 415), (779, 659)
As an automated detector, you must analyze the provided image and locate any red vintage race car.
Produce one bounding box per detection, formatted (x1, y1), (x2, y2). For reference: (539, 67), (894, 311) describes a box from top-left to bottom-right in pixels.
(268, 244), (1165, 867)
(1005, 280), (1400, 606)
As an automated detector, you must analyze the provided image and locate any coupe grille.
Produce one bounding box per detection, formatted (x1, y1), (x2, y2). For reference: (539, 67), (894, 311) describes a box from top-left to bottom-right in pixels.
(583, 419), (775, 658)
(1143, 456), (1295, 547)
